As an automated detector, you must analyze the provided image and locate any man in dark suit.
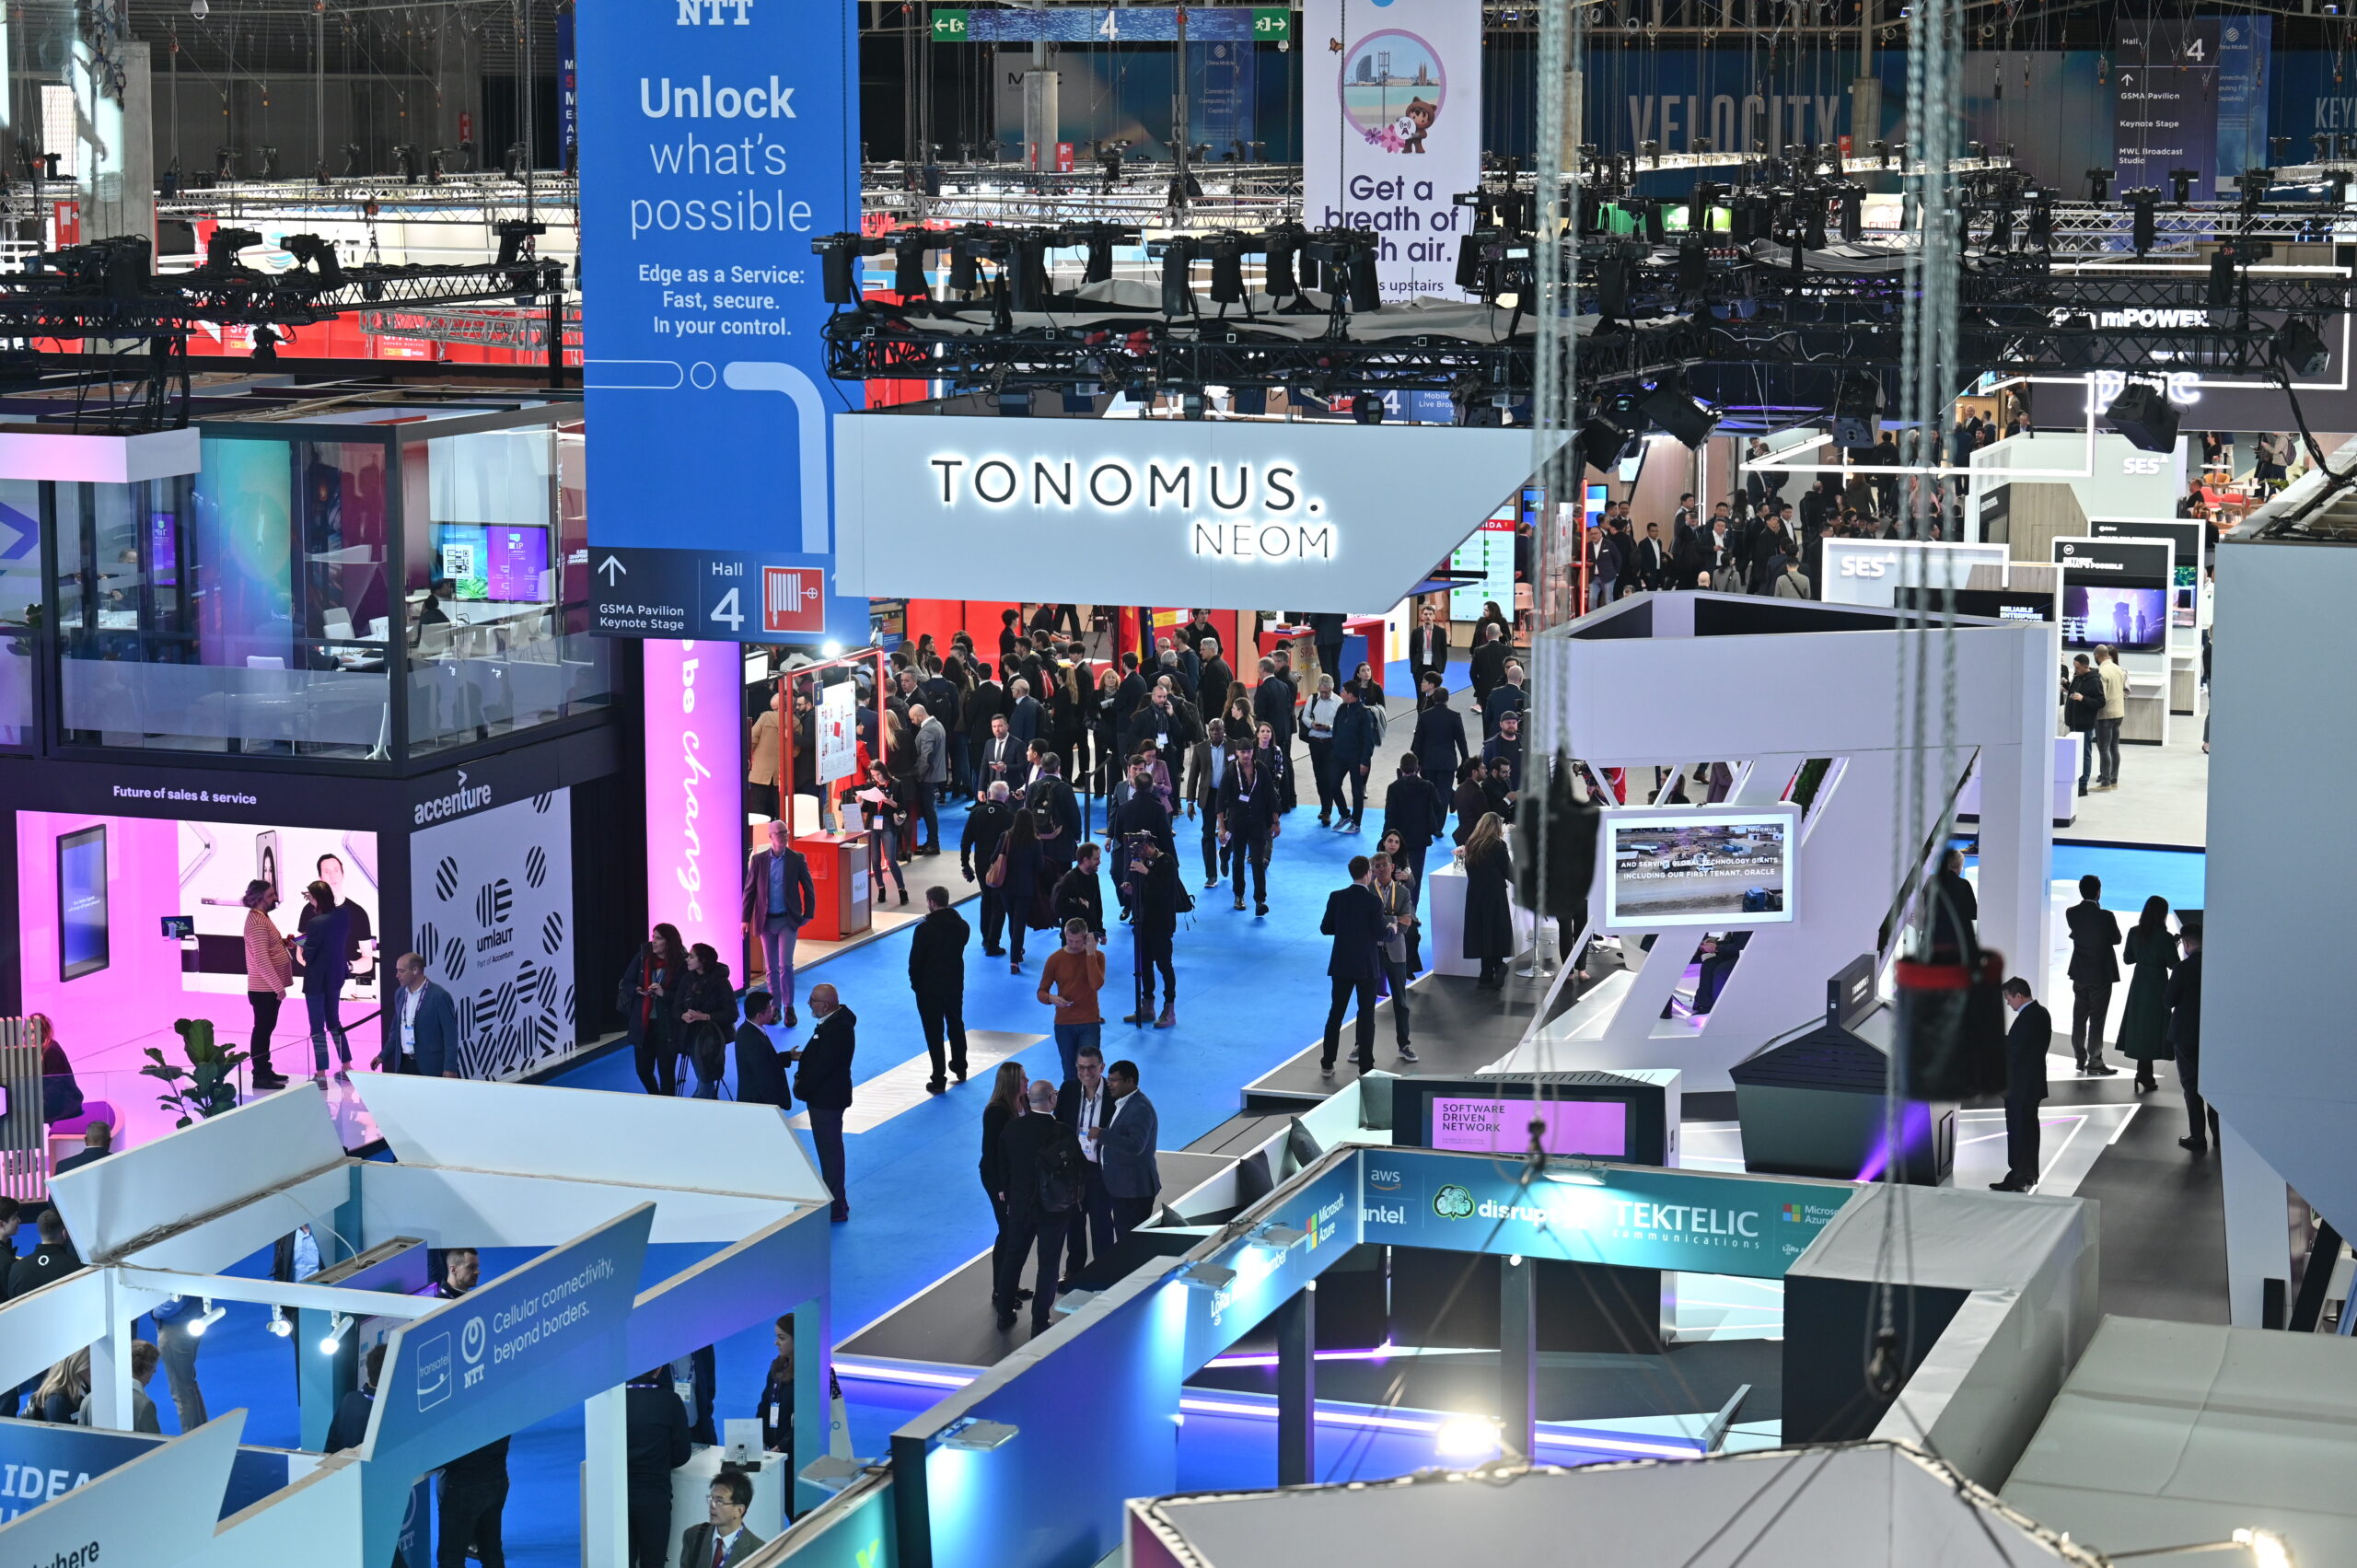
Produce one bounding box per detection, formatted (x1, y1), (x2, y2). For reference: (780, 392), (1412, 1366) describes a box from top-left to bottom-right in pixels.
(1093, 1060), (1161, 1238)
(906, 888), (970, 1093)
(961, 784), (1016, 958)
(961, 665), (1006, 788)
(995, 1079), (1084, 1332)
(732, 992), (792, 1109)
(1198, 639), (1237, 710)
(1052, 842), (1107, 941)
(1480, 660), (1526, 740)
(1468, 621), (1511, 709)
(1111, 652), (1148, 736)
(1054, 1045), (1118, 1278)
(1254, 655), (1300, 811)
(1992, 977), (2050, 1191)
(1318, 856), (1388, 1075)
(2063, 875), (2122, 1075)
(1411, 676), (1469, 789)
(1378, 753), (1446, 908)
(678, 1471), (764, 1568)
(2171, 923), (2215, 1154)
(1632, 521), (1672, 591)
(977, 714), (1028, 798)
(1408, 603), (1450, 690)
(383, 951), (461, 1077)
(786, 984), (855, 1221)
(52, 1123), (112, 1177)
(1006, 679), (1042, 745)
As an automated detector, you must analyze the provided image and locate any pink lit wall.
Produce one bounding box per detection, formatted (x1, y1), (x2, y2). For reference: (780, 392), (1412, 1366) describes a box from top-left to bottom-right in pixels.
(16, 810), (386, 1075)
(643, 639), (746, 967)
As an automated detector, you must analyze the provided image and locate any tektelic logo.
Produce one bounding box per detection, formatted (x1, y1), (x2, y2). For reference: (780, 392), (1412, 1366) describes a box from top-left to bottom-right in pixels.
(415, 1331), (453, 1410)
(1433, 1183), (1476, 1220)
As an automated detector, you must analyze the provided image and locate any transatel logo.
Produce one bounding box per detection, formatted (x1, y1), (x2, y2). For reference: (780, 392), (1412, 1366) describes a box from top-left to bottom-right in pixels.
(927, 455), (1336, 564)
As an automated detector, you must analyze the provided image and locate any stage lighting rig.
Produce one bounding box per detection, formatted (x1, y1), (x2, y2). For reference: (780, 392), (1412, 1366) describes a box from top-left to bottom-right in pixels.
(1299, 228), (1383, 315)
(815, 232), (887, 305)
(1579, 389), (1643, 472)
(2168, 168), (2199, 204)
(1833, 371), (1884, 447)
(1640, 373), (1720, 447)
(2087, 168), (2115, 203)
(2123, 188), (2160, 255)
(2105, 380), (2178, 453)
(2278, 316), (2332, 378)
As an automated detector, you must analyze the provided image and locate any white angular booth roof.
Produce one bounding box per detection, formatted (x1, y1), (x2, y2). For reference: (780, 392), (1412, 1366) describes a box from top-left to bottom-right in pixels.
(1132, 1442), (2094, 1568)
(2004, 1317), (2357, 1567)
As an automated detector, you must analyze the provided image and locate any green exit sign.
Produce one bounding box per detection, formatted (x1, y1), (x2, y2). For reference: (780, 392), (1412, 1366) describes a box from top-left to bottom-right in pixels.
(932, 8), (968, 40)
(1253, 6), (1292, 40)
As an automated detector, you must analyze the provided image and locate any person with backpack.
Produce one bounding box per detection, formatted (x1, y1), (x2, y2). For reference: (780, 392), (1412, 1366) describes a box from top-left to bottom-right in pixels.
(994, 1080), (1085, 1334)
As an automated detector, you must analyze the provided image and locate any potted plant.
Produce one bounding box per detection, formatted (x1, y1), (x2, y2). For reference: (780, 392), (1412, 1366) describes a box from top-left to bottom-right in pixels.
(143, 1018), (249, 1129)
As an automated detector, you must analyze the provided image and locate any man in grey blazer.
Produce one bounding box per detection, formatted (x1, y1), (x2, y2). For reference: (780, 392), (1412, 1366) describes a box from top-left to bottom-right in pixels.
(1091, 1059), (1161, 1239)
(383, 951), (460, 1077)
(678, 1470), (764, 1568)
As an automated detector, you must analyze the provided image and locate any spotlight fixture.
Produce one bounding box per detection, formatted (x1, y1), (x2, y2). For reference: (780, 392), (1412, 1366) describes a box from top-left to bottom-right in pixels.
(941, 1418), (1021, 1451)
(1832, 371), (1885, 447)
(1179, 1261), (1237, 1291)
(2278, 316), (2331, 377)
(187, 1299), (227, 1338)
(2169, 167), (2199, 203)
(2086, 167), (2115, 203)
(1434, 1414), (1504, 1461)
(2235, 1527), (2295, 1568)
(1252, 1223), (1308, 1252)
(318, 1312), (354, 1357)
(267, 1307), (292, 1339)
(1640, 376), (1722, 448)
(1352, 392), (1387, 424)
(2104, 381), (2179, 454)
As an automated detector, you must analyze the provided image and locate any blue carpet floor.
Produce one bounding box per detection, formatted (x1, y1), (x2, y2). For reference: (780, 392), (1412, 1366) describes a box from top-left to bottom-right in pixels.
(96, 650), (2217, 1563)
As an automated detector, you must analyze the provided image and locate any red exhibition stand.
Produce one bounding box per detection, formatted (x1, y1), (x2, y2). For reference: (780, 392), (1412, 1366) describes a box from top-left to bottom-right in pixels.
(795, 831), (873, 942)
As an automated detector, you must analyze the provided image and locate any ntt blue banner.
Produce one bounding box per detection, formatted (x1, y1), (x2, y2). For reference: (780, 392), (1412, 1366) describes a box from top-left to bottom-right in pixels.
(576, 0), (866, 645)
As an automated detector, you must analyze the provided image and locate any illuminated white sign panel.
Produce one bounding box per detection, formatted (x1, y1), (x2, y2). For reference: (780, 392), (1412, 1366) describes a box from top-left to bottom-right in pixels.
(833, 413), (1560, 612)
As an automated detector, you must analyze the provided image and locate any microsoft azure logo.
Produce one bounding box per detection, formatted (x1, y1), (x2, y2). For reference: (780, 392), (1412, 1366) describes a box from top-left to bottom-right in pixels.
(1433, 1184), (1475, 1220)
(1782, 1203), (1805, 1223)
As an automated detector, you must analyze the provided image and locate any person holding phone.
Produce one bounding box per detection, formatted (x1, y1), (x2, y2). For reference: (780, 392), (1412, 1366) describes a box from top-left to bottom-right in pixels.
(292, 880), (354, 1078)
(1037, 918), (1106, 1083)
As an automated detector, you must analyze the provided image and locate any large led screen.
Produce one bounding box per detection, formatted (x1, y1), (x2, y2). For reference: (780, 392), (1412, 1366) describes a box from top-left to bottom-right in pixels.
(1602, 807), (1795, 929)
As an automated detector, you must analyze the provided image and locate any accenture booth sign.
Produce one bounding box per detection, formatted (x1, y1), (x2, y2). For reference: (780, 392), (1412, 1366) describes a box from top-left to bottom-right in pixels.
(834, 413), (1558, 612)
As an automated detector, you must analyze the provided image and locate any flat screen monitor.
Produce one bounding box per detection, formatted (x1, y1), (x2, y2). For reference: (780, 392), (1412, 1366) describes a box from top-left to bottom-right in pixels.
(437, 524), (551, 603)
(58, 825), (110, 981)
(1389, 1073), (1672, 1166)
(2061, 585), (2167, 653)
(1603, 806), (1796, 929)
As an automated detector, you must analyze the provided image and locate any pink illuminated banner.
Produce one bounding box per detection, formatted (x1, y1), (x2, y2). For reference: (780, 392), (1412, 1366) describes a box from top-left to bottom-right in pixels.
(1428, 1096), (1629, 1158)
(643, 640), (744, 966)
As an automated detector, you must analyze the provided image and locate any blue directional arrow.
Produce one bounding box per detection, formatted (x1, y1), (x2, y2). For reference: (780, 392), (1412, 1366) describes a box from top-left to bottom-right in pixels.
(0, 501), (34, 563)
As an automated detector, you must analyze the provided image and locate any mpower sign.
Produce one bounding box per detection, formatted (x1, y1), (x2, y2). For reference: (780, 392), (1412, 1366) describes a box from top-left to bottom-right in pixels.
(833, 414), (1561, 612)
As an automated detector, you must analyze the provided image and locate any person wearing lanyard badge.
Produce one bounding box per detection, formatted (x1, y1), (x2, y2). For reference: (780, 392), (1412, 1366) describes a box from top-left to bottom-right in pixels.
(758, 1317), (795, 1508)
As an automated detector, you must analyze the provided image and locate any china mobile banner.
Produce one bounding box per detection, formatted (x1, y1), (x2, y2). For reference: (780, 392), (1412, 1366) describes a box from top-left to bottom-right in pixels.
(1302, 0), (1481, 303)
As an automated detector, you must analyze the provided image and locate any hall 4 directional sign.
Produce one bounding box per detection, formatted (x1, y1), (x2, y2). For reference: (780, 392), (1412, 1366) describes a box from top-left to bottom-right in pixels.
(590, 546), (827, 642)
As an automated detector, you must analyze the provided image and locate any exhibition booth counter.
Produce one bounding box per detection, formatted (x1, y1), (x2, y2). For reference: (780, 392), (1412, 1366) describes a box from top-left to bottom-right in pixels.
(0, 1074), (838, 1568)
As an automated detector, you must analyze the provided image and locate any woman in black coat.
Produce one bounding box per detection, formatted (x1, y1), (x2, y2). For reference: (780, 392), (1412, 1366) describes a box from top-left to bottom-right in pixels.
(677, 943), (738, 1098)
(997, 810), (1046, 970)
(979, 1062), (1028, 1225)
(617, 923), (690, 1097)
(1450, 760), (1489, 845)
(1459, 812), (1516, 988)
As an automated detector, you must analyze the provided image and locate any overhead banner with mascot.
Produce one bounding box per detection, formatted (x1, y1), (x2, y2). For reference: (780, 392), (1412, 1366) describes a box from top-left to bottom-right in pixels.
(1302, 0), (1482, 304)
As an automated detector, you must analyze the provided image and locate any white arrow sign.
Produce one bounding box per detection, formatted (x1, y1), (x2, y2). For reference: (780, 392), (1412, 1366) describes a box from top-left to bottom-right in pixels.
(598, 554), (627, 585)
